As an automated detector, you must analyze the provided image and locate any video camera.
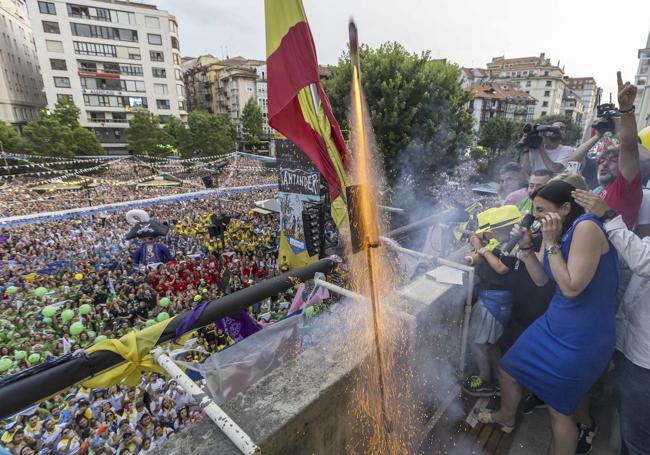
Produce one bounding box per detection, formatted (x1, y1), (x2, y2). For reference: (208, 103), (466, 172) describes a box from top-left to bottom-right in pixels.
(515, 123), (562, 152)
(592, 103), (618, 134)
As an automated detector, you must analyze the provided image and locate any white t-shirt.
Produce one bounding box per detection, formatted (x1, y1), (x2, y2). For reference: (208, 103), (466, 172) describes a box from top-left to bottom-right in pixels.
(528, 144), (574, 172)
(637, 188), (650, 226)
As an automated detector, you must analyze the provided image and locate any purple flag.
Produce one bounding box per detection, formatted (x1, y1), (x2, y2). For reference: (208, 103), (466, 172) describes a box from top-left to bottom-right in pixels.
(174, 300), (210, 343)
(216, 310), (262, 342)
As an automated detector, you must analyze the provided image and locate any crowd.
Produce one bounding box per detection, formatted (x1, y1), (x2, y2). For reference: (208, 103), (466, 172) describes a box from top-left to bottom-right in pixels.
(0, 180), (311, 454)
(0, 156), (277, 217)
(461, 72), (650, 455)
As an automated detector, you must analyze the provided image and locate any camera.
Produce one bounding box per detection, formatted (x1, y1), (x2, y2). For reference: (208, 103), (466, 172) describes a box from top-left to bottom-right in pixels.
(592, 103), (618, 134)
(515, 123), (561, 152)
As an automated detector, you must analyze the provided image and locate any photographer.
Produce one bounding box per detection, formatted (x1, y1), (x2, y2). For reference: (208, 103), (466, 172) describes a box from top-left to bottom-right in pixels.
(520, 121), (575, 173)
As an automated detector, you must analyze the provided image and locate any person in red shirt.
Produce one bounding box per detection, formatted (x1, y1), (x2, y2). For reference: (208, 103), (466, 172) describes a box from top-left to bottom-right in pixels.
(597, 72), (642, 230)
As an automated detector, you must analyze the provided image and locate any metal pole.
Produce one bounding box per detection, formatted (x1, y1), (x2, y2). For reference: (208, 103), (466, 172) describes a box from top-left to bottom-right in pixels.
(313, 277), (364, 301)
(151, 348), (260, 455)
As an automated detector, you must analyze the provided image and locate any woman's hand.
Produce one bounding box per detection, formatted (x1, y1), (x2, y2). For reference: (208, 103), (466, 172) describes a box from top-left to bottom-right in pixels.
(511, 223), (533, 249)
(469, 234), (483, 251)
(571, 189), (609, 218)
(541, 213), (563, 245)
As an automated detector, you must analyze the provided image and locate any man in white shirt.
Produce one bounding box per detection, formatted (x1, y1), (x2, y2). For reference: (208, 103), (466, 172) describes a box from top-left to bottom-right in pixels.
(573, 188), (650, 455)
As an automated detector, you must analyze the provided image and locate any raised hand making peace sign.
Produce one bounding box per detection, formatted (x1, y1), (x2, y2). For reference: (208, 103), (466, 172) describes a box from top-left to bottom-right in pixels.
(617, 71), (637, 112)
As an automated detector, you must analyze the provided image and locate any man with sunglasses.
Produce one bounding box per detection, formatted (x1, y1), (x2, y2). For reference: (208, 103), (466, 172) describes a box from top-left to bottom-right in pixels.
(595, 72), (643, 230)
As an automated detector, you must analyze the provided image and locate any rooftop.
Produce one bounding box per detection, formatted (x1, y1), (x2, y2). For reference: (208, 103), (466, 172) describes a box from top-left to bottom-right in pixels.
(469, 83), (536, 103)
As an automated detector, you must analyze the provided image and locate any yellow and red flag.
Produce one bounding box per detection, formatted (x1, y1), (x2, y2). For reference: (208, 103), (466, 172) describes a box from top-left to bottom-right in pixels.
(265, 0), (349, 230)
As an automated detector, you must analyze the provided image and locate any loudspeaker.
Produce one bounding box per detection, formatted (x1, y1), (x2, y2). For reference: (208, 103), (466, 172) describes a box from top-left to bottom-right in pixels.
(202, 176), (214, 188)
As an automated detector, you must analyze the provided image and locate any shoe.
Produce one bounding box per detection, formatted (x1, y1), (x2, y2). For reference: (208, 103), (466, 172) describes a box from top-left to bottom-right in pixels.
(461, 375), (499, 397)
(576, 420), (597, 455)
(521, 393), (547, 415)
(475, 409), (515, 434)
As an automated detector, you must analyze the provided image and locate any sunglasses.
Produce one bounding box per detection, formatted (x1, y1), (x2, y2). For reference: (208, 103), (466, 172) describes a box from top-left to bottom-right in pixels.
(597, 155), (618, 166)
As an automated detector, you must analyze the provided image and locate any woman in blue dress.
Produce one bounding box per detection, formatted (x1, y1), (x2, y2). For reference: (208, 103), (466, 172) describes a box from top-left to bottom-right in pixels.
(476, 180), (619, 455)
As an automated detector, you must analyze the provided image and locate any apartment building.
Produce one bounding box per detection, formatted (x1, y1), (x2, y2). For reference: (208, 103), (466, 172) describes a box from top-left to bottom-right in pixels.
(468, 82), (537, 132)
(0, 0), (46, 131)
(566, 77), (599, 130)
(26, 0), (186, 153)
(634, 30), (650, 129)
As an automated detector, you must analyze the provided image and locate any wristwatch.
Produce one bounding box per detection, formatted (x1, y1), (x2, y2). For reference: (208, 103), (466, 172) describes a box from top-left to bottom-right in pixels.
(598, 209), (617, 223)
(545, 244), (561, 255)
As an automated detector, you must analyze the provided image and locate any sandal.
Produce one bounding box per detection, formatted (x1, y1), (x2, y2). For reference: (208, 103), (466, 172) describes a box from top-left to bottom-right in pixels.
(475, 409), (515, 434)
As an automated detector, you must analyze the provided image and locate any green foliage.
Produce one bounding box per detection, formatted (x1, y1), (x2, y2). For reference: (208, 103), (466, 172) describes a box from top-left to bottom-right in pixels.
(534, 114), (582, 146)
(241, 98), (264, 150)
(126, 111), (167, 156)
(0, 121), (32, 154)
(71, 127), (104, 155)
(322, 42), (473, 199)
(180, 111), (235, 158)
(478, 117), (522, 154)
(52, 97), (80, 130)
(162, 115), (185, 148)
(23, 111), (74, 158)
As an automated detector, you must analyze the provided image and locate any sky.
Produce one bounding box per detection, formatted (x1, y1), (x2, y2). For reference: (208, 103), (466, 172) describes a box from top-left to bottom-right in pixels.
(154, 0), (650, 99)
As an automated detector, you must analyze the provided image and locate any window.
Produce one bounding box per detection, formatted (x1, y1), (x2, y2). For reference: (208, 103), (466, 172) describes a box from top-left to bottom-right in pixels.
(127, 96), (147, 108)
(74, 41), (116, 57)
(541, 111), (547, 116)
(169, 19), (178, 34)
(152, 67), (166, 78)
(150, 50), (164, 62)
(70, 23), (138, 42)
(525, 80), (531, 87)
(114, 11), (135, 25)
(50, 58), (67, 70)
(176, 84), (184, 96)
(45, 39), (64, 52)
(159, 115), (170, 124)
(119, 63), (143, 76)
(42, 21), (60, 33)
(545, 80), (552, 87)
(54, 76), (71, 88)
(57, 94), (73, 102)
(544, 90), (550, 97)
(121, 79), (146, 92)
(171, 36), (179, 50)
(154, 83), (168, 94)
(38, 1), (56, 15)
(544, 71), (549, 76)
(175, 69), (182, 80)
(542, 101), (548, 107)
(172, 53), (181, 65)
(148, 33), (162, 45)
(156, 99), (170, 109)
(178, 100), (186, 111)
(145, 16), (160, 28)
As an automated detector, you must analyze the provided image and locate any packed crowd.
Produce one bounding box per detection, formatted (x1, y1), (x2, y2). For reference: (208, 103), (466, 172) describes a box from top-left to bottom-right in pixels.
(0, 181), (308, 454)
(0, 156), (277, 217)
(461, 72), (650, 455)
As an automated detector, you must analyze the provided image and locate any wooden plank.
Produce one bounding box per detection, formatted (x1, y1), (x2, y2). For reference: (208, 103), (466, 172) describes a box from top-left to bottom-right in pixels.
(476, 423), (496, 448)
(494, 429), (515, 455)
(484, 426), (504, 454)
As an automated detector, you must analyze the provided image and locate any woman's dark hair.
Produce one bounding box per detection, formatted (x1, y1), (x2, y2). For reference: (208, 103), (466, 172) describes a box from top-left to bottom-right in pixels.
(532, 180), (584, 233)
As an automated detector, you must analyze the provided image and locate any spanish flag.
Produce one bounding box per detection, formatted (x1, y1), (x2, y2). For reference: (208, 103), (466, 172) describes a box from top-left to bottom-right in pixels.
(265, 0), (349, 230)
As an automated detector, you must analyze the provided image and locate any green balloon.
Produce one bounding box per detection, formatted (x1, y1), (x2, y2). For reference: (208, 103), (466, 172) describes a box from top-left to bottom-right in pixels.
(79, 304), (92, 315)
(14, 350), (27, 361)
(156, 312), (170, 322)
(34, 287), (48, 298)
(43, 317), (53, 325)
(0, 357), (12, 372)
(146, 319), (156, 327)
(94, 335), (108, 344)
(70, 321), (84, 336)
(87, 330), (96, 339)
(304, 306), (316, 318)
(159, 297), (170, 308)
(6, 286), (17, 295)
(28, 353), (40, 364)
(61, 309), (74, 322)
(42, 306), (56, 318)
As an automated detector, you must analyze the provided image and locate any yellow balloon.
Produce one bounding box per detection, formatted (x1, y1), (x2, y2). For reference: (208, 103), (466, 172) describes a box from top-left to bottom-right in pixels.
(640, 126), (650, 151)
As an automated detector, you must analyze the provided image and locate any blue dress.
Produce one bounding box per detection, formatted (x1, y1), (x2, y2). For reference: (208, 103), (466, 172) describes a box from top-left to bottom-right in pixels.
(500, 214), (618, 416)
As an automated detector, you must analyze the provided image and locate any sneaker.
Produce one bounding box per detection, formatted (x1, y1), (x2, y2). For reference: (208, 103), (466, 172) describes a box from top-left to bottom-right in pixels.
(461, 375), (499, 397)
(576, 420), (597, 455)
(521, 394), (547, 415)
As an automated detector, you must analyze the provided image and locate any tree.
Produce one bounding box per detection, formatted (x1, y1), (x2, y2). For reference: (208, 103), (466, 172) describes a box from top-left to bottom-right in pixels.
(126, 111), (167, 156)
(52, 97), (80, 130)
(180, 111), (235, 158)
(162, 115), (186, 149)
(533, 113), (582, 146)
(322, 42), (473, 200)
(23, 112), (74, 158)
(478, 117), (522, 155)
(0, 121), (32, 154)
(71, 127), (104, 155)
(241, 97), (264, 151)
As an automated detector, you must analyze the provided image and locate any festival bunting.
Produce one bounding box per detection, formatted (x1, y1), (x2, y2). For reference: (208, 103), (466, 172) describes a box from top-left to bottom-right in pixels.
(264, 0), (350, 232)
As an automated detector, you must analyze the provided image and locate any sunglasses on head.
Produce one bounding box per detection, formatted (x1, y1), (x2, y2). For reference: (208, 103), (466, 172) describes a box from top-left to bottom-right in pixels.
(597, 155), (619, 166)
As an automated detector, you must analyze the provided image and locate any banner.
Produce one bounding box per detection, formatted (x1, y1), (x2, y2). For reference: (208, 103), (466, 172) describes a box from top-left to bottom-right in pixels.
(277, 140), (321, 269)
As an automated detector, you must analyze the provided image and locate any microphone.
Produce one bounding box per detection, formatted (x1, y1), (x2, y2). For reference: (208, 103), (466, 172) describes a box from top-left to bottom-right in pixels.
(502, 213), (536, 255)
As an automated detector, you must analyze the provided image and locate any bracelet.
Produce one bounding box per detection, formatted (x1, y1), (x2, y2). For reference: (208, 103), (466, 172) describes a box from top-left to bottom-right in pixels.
(619, 106), (635, 115)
